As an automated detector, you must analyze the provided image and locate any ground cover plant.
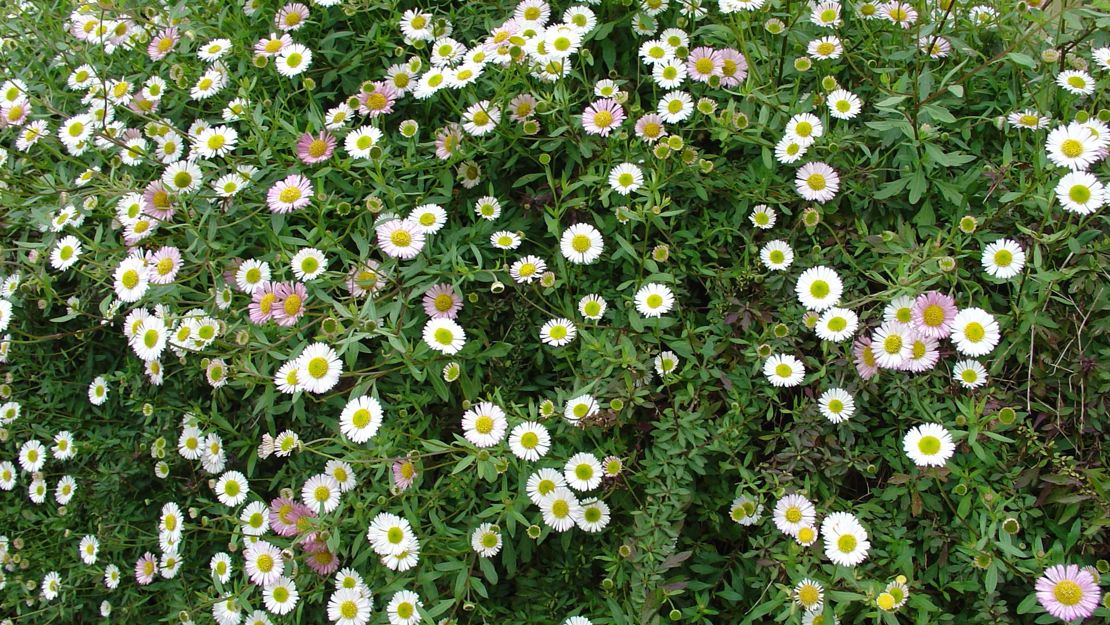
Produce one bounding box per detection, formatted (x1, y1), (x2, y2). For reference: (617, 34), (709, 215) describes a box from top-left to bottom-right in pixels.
(0, 0), (1108, 623)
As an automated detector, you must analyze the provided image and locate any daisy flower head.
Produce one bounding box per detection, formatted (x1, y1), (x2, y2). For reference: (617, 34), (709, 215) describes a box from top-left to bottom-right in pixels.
(339, 392), (384, 441)
(387, 589), (422, 625)
(423, 318), (466, 354)
(827, 89), (862, 119)
(297, 131), (336, 164)
(462, 101), (501, 136)
(822, 511), (870, 566)
(345, 126), (383, 159)
(422, 283), (462, 319)
(578, 294), (607, 320)
(951, 307), (1000, 356)
(564, 452), (603, 491)
(818, 387), (856, 423)
(541, 487), (581, 532)
(572, 499), (617, 532)
(1035, 564), (1101, 622)
(750, 204), (776, 229)
(609, 163), (644, 195)
(560, 223), (605, 264)
(657, 90), (693, 123)
(267, 174), (313, 213)
(764, 354), (805, 387)
(785, 113), (823, 143)
(491, 230), (521, 250)
(510, 255), (546, 284)
(215, 470), (249, 507)
(903, 423), (955, 467)
(540, 317), (578, 347)
(1046, 122), (1101, 171)
(147, 247), (183, 285)
(50, 235), (82, 271)
(291, 248), (327, 281)
(729, 495), (763, 526)
(903, 334), (940, 373)
(911, 291), (957, 339)
(581, 98), (625, 136)
(953, 359), (988, 389)
(509, 421), (551, 460)
(795, 162), (840, 203)
(236, 259), (271, 294)
(815, 307), (857, 341)
(654, 350), (680, 376)
(981, 239), (1025, 280)
(778, 138), (808, 164)
(686, 47), (722, 82)
(276, 3), (310, 31)
(774, 494), (816, 537)
(872, 322), (914, 369)
(634, 283), (675, 317)
(461, 401), (507, 448)
(302, 473), (342, 514)
(88, 376), (109, 405)
(377, 218), (426, 260)
(194, 125), (237, 159)
(795, 266), (843, 311)
(639, 39), (674, 65)
(652, 58), (688, 89)
(635, 113), (667, 143)
(807, 35), (843, 59)
(295, 342), (343, 393)
(564, 394), (599, 425)
(113, 255), (150, 303)
(793, 578), (824, 612)
(1008, 109), (1050, 130)
(1055, 171), (1105, 214)
(471, 524), (502, 557)
(263, 576), (299, 615)
(1056, 70), (1095, 96)
(244, 540), (284, 587)
(880, 0), (917, 26)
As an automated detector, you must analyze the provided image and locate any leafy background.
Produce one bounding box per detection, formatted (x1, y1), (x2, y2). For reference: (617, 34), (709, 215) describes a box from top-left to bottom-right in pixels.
(0, 0), (1108, 624)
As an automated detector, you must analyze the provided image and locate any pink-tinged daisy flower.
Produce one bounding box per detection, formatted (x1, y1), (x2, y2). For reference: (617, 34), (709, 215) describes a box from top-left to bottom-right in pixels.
(135, 552), (157, 585)
(434, 124), (464, 160)
(142, 180), (176, 221)
(146, 246), (182, 285)
(147, 27), (178, 61)
(581, 98), (625, 136)
(423, 283), (462, 319)
(249, 282), (278, 325)
(347, 260), (384, 297)
(853, 335), (879, 379)
(508, 94), (538, 122)
(275, 3), (310, 32)
(272, 281), (308, 327)
(1035, 564), (1100, 621)
(269, 497), (302, 537)
(392, 457), (418, 491)
(358, 82), (399, 117)
(911, 291), (957, 339)
(687, 47), (722, 83)
(296, 131), (335, 164)
(303, 541), (341, 576)
(267, 174), (313, 213)
(717, 48), (748, 87)
(254, 32), (292, 57)
(634, 114), (667, 143)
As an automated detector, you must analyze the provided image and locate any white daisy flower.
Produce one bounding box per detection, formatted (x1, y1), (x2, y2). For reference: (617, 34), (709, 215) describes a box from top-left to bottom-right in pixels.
(953, 359), (988, 389)
(764, 354), (805, 387)
(903, 423), (955, 467)
(461, 401), (507, 448)
(564, 452), (603, 491)
(295, 342), (343, 394)
(560, 223), (605, 264)
(795, 266), (843, 311)
(634, 283), (675, 317)
(822, 511), (870, 566)
(981, 239), (1025, 280)
(423, 318), (466, 355)
(818, 388), (855, 423)
(950, 307), (1000, 356)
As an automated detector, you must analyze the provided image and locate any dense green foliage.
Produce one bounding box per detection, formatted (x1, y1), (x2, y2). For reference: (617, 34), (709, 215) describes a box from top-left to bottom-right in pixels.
(0, 0), (1107, 624)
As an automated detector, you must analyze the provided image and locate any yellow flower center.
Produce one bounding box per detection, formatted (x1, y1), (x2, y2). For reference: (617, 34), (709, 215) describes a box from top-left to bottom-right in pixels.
(1068, 184), (1091, 204)
(307, 356), (329, 378)
(474, 415), (494, 434)
(121, 269), (140, 289)
(279, 187), (302, 204)
(390, 230), (412, 247)
(883, 334), (903, 354)
(785, 507), (803, 523)
(807, 173), (827, 191)
(592, 110), (613, 128)
(917, 435), (941, 455)
(816, 42), (835, 56)
(775, 363), (793, 378)
(1060, 139), (1083, 158)
(1053, 579), (1083, 606)
(964, 322), (985, 342)
(434, 293), (454, 312)
(837, 534), (857, 553)
(993, 249), (1012, 267)
(282, 294), (302, 317)
(646, 293), (663, 308)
